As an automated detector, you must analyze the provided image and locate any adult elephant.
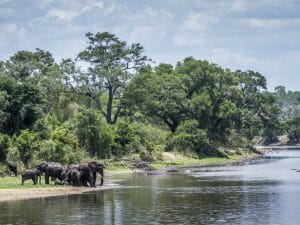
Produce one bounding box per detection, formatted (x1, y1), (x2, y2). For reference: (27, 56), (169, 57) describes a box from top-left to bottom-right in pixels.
(88, 161), (104, 186)
(7, 161), (17, 176)
(70, 169), (81, 186)
(37, 162), (64, 184)
(78, 163), (95, 187)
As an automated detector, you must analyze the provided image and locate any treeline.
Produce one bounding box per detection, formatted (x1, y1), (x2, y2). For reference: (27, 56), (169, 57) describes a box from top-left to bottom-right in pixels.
(272, 86), (300, 143)
(0, 31), (280, 170)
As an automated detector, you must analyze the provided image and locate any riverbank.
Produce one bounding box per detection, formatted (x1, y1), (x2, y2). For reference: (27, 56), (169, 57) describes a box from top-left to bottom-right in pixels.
(0, 151), (261, 202)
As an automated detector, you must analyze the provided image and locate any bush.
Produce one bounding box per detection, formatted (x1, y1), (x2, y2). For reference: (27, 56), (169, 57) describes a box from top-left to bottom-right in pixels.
(36, 125), (88, 164)
(74, 107), (114, 158)
(136, 123), (168, 161)
(286, 117), (300, 143)
(113, 120), (139, 156)
(167, 120), (222, 157)
(15, 130), (39, 166)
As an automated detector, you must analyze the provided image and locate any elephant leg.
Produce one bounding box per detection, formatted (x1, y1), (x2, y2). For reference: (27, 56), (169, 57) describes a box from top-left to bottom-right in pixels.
(45, 172), (50, 184)
(93, 172), (97, 187)
(21, 177), (25, 185)
(89, 172), (95, 187)
(100, 171), (104, 186)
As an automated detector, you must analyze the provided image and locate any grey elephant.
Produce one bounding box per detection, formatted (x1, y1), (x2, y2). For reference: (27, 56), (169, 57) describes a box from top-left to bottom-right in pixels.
(21, 169), (41, 185)
(36, 162), (64, 184)
(70, 169), (82, 186)
(78, 161), (104, 187)
(88, 161), (104, 186)
(7, 161), (17, 176)
(79, 163), (95, 187)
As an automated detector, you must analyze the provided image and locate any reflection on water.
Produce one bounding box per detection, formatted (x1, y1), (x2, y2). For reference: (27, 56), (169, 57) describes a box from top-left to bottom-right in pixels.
(1, 150), (300, 225)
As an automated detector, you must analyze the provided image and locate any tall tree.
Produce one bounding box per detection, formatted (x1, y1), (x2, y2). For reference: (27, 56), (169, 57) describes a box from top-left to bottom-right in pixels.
(125, 64), (189, 133)
(66, 32), (148, 124)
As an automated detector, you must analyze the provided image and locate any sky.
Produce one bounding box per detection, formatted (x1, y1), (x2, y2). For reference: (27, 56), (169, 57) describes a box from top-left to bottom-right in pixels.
(0, 0), (300, 91)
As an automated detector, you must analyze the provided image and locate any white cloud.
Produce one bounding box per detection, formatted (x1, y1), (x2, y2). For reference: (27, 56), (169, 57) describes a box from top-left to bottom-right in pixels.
(173, 35), (204, 46)
(207, 48), (260, 70)
(230, 0), (247, 12)
(247, 18), (300, 30)
(127, 25), (167, 43)
(124, 6), (173, 22)
(181, 12), (219, 31)
(35, 0), (104, 23)
(43, 8), (78, 22)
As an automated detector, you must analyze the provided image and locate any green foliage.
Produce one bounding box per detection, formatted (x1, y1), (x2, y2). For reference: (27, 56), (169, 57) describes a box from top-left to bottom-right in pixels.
(0, 75), (42, 135)
(286, 116), (300, 143)
(135, 123), (168, 161)
(74, 106), (114, 158)
(15, 130), (39, 166)
(167, 120), (216, 156)
(65, 32), (149, 124)
(0, 133), (9, 162)
(113, 120), (139, 156)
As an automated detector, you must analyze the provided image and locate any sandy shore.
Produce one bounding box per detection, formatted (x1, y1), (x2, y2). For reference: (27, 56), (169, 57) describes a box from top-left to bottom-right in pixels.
(0, 186), (113, 202)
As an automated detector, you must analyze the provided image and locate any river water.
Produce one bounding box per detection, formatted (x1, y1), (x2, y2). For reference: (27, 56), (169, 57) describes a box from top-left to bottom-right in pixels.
(1, 150), (300, 225)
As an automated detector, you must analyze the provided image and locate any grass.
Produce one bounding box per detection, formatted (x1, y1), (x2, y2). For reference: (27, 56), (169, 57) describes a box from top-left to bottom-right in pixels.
(0, 176), (58, 189)
(150, 152), (258, 170)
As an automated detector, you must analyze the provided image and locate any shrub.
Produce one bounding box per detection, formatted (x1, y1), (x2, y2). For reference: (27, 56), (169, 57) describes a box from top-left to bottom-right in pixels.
(167, 120), (221, 156)
(36, 126), (88, 164)
(74, 107), (114, 158)
(15, 130), (39, 166)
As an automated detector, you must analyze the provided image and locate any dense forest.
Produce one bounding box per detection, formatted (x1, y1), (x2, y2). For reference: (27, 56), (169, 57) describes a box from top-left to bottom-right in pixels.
(0, 32), (298, 171)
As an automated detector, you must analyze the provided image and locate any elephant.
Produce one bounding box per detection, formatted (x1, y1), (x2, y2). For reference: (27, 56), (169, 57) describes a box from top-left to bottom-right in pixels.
(62, 164), (80, 185)
(7, 161), (17, 176)
(78, 161), (104, 187)
(88, 161), (104, 186)
(36, 162), (64, 184)
(78, 163), (95, 187)
(70, 169), (82, 186)
(21, 169), (41, 185)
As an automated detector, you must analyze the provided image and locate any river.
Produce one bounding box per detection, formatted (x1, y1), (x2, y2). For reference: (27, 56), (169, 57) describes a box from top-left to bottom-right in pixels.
(1, 150), (300, 225)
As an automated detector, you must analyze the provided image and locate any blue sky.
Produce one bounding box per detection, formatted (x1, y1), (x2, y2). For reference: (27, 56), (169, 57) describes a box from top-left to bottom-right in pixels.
(0, 0), (300, 91)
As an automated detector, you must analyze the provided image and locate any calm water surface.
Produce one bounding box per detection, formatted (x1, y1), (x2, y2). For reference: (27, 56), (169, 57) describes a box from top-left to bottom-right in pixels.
(1, 150), (300, 225)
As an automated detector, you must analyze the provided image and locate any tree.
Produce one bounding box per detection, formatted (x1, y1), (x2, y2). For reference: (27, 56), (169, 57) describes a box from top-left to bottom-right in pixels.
(0, 133), (9, 162)
(74, 106), (114, 158)
(235, 70), (280, 142)
(65, 32), (149, 124)
(125, 64), (188, 133)
(0, 75), (42, 135)
(15, 129), (39, 166)
(285, 116), (300, 143)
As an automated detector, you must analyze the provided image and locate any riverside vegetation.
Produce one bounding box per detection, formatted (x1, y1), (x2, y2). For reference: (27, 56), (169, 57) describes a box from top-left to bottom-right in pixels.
(0, 32), (298, 184)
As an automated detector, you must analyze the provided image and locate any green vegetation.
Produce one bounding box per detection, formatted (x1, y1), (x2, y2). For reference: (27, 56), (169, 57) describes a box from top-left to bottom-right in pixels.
(0, 176), (56, 189)
(0, 31), (296, 178)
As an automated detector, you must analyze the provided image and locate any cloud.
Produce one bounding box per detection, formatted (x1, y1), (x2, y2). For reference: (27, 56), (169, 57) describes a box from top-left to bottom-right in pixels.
(181, 12), (219, 31)
(41, 8), (78, 22)
(247, 18), (300, 30)
(230, 0), (247, 12)
(35, 0), (104, 23)
(207, 48), (261, 70)
(124, 6), (173, 22)
(173, 35), (204, 46)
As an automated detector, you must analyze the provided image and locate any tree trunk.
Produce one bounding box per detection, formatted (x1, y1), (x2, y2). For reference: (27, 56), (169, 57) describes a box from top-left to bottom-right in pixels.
(106, 86), (113, 124)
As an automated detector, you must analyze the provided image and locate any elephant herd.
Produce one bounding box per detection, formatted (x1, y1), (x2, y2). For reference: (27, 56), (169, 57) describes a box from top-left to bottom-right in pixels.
(7, 161), (104, 187)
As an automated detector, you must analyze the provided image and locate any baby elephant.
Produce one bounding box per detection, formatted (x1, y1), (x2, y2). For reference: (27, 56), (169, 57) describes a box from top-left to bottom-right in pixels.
(21, 169), (42, 185)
